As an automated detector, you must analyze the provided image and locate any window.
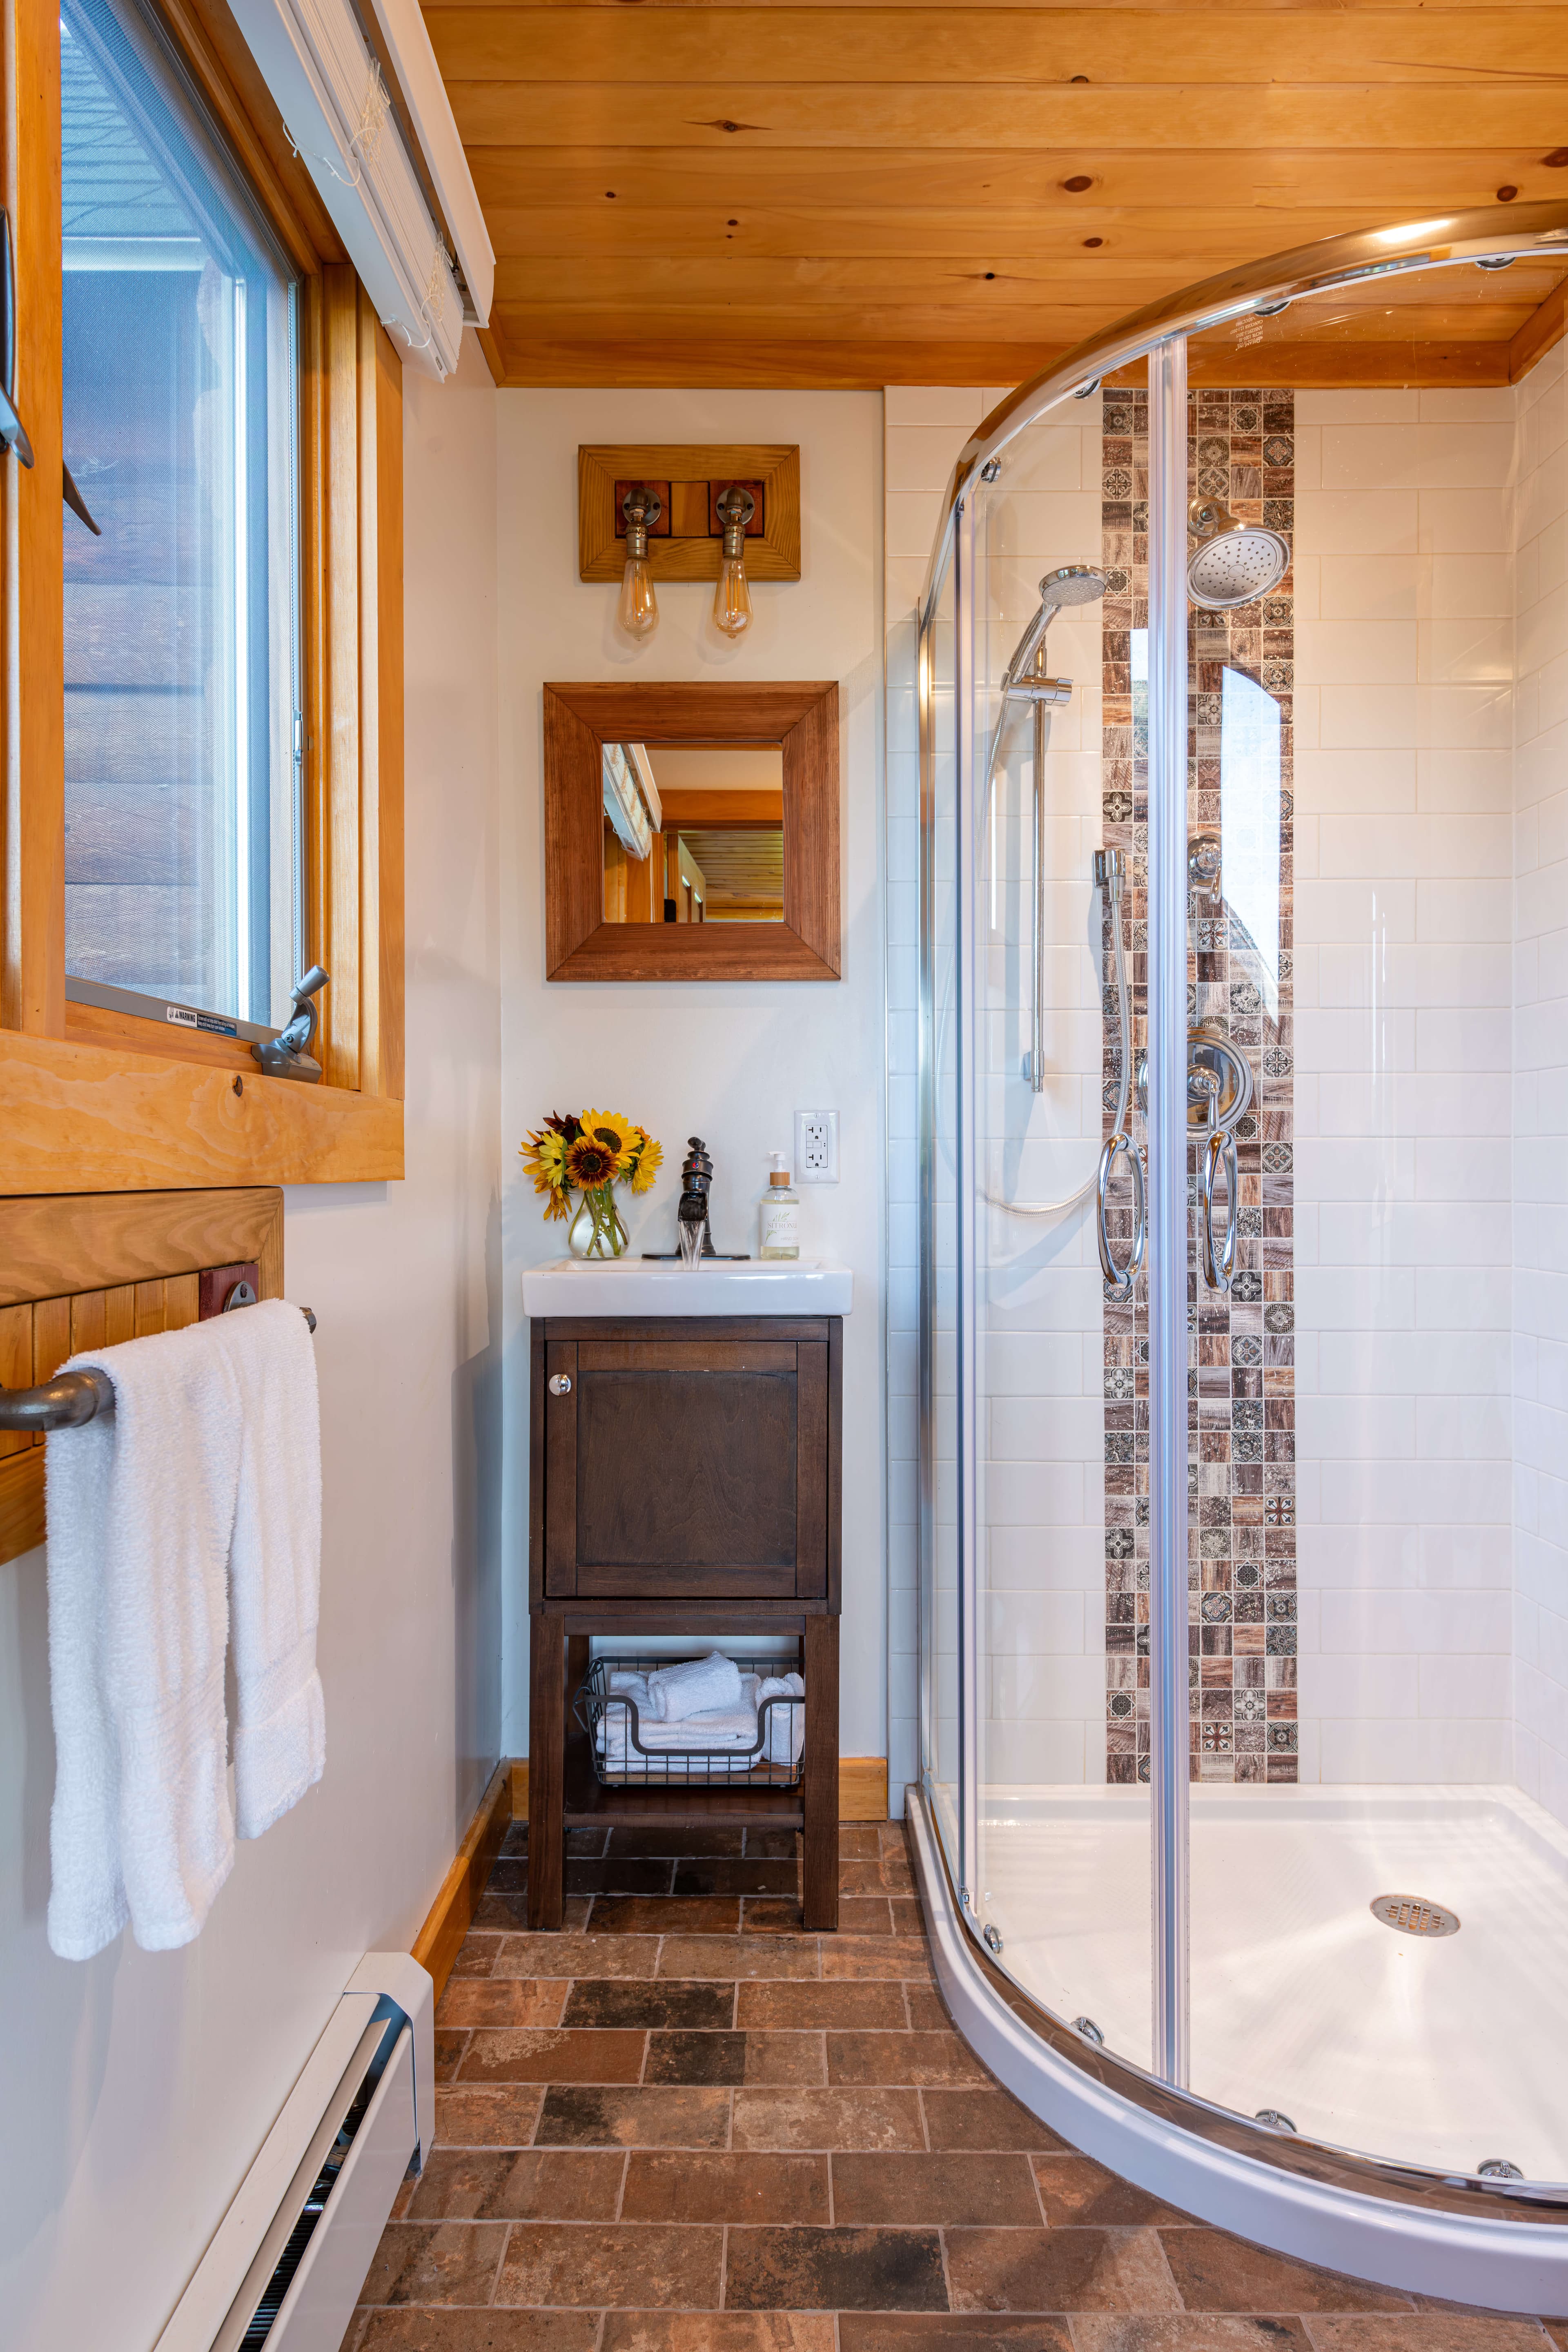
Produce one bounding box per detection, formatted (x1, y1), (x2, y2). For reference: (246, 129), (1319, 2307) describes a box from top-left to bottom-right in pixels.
(60, 0), (301, 1039)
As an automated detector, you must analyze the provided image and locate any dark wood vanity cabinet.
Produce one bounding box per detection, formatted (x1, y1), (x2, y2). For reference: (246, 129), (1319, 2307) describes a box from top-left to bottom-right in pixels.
(536, 1320), (838, 1604)
(528, 1313), (843, 1935)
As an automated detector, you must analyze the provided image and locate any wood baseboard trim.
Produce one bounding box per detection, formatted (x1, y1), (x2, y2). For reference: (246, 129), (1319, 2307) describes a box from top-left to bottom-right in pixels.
(507, 1755), (887, 1822)
(410, 1759), (512, 2001)
(838, 1757), (889, 1821)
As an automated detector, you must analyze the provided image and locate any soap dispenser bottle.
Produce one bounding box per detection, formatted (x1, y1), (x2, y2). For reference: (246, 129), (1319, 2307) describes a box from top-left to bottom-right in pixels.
(759, 1153), (800, 1260)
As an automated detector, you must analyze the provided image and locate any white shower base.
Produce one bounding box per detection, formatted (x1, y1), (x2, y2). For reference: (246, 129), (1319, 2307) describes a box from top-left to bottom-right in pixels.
(964, 1782), (1568, 2187)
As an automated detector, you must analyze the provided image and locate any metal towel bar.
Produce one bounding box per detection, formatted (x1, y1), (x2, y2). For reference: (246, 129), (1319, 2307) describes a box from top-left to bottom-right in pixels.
(0, 1301), (317, 1432)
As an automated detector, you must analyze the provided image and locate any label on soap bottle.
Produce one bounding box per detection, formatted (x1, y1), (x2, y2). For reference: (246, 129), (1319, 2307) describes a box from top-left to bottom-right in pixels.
(760, 1195), (800, 1259)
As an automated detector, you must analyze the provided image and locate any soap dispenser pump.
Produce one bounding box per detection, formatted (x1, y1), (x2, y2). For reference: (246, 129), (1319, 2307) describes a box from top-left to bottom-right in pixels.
(759, 1152), (800, 1260)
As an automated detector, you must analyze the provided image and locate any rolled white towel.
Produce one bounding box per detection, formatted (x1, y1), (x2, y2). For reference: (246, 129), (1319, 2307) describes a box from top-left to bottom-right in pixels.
(644, 1649), (743, 1723)
(758, 1672), (806, 1765)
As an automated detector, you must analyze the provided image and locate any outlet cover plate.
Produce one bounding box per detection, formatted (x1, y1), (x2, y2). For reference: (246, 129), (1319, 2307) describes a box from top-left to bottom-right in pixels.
(796, 1109), (839, 1183)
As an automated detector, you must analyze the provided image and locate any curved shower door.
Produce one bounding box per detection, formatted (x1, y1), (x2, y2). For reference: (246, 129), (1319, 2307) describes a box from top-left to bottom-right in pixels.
(920, 405), (1156, 2064)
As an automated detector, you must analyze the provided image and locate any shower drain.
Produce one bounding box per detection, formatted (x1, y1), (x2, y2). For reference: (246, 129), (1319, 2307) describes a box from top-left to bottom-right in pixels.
(1370, 1892), (1461, 1938)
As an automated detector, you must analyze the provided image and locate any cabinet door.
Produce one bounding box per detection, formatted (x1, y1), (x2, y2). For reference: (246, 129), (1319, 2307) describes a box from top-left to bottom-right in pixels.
(543, 1336), (827, 1599)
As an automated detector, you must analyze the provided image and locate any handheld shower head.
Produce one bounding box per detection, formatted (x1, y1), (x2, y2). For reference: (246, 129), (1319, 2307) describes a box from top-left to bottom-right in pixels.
(1187, 496), (1289, 609)
(1003, 562), (1108, 684)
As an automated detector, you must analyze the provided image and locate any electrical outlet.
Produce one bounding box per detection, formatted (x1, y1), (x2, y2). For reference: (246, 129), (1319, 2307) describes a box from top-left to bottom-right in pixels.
(796, 1109), (839, 1183)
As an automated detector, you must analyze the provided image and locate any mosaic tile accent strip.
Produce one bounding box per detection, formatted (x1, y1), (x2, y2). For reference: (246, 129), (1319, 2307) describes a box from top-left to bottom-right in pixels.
(1099, 388), (1297, 1787)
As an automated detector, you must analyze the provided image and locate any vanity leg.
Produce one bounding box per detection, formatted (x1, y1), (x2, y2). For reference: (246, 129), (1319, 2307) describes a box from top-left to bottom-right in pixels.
(528, 1615), (564, 1931)
(801, 1613), (840, 1932)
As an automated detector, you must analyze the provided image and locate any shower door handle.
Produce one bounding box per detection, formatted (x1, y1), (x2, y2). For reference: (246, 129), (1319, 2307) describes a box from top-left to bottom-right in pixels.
(1201, 1125), (1238, 1293)
(1096, 1131), (1145, 1303)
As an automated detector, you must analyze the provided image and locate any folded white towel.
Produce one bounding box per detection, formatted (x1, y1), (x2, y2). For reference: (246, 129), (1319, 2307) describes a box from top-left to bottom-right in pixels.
(208, 1302), (323, 1839)
(596, 1670), (806, 1770)
(44, 1301), (324, 1960)
(644, 1649), (743, 1723)
(46, 1322), (243, 1959)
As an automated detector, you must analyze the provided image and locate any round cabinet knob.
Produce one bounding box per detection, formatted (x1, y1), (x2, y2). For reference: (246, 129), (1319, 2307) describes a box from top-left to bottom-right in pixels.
(548, 1373), (572, 1396)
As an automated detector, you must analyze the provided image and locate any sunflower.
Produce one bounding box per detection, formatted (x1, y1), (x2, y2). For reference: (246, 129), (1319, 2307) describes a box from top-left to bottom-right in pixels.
(519, 1125), (568, 1195)
(629, 1129), (663, 1194)
(566, 1134), (621, 1190)
(577, 1109), (638, 1171)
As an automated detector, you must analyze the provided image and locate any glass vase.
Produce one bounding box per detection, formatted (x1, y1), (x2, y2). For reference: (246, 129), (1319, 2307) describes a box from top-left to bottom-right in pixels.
(567, 1185), (629, 1259)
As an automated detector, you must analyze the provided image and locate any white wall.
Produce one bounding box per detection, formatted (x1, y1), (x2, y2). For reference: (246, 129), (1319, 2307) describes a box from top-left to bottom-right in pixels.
(495, 390), (886, 1764)
(1292, 388), (1517, 1786)
(1512, 339), (1568, 1829)
(0, 328), (501, 2351)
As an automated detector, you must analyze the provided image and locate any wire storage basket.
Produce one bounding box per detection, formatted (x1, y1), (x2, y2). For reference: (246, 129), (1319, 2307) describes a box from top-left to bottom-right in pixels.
(574, 1653), (805, 1791)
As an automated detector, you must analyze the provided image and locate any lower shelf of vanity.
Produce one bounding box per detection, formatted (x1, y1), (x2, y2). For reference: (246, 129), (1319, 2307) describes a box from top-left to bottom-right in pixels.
(563, 1726), (805, 1828)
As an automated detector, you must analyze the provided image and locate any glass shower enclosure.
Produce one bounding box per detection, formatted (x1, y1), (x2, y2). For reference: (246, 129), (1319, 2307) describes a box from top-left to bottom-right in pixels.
(911, 203), (1568, 2311)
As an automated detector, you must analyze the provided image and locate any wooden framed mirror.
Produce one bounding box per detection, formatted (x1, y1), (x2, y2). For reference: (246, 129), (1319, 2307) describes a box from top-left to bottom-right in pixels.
(542, 682), (840, 981)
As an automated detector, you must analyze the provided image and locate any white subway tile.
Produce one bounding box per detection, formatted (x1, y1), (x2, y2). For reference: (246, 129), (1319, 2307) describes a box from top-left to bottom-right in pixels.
(1297, 619), (1417, 686)
(1295, 489), (1418, 557)
(1416, 488), (1512, 555)
(1296, 391), (1420, 426)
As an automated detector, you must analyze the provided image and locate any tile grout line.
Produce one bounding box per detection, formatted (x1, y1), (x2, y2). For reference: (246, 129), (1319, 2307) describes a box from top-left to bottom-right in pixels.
(935, 2221), (955, 2314)
(487, 2218), (511, 2307)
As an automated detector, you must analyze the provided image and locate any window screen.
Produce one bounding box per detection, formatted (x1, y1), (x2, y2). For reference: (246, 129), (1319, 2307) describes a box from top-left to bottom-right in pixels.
(62, 0), (302, 1037)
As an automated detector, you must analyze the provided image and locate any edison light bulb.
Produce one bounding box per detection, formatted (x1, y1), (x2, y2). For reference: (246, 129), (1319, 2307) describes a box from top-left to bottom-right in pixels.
(712, 483), (756, 639)
(618, 552), (658, 638)
(713, 552), (753, 638)
(616, 485), (660, 640)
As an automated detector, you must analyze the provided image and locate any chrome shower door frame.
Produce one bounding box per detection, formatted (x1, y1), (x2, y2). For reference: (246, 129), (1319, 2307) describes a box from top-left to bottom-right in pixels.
(953, 491), (981, 1913)
(1146, 334), (1193, 2088)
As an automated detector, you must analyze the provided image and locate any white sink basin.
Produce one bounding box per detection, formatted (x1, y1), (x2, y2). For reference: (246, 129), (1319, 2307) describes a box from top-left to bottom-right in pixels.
(522, 1254), (853, 1317)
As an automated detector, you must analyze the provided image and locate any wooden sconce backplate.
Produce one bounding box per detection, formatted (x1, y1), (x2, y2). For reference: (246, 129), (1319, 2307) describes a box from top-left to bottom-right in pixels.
(579, 445), (800, 584)
(543, 680), (839, 983)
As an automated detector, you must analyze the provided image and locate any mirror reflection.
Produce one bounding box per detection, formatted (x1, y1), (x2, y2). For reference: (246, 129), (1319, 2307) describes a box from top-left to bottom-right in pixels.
(602, 743), (784, 924)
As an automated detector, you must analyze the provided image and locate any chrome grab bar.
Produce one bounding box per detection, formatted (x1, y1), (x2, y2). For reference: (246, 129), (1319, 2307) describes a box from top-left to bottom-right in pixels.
(1096, 1131), (1146, 1301)
(0, 1301), (316, 1432)
(1201, 1124), (1238, 1293)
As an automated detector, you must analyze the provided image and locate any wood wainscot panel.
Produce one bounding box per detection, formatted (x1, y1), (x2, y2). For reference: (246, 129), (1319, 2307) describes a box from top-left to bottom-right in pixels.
(0, 1189), (287, 1566)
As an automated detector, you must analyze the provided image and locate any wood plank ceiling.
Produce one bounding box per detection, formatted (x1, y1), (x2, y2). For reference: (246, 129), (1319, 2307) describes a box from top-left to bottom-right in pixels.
(418, 0), (1568, 389)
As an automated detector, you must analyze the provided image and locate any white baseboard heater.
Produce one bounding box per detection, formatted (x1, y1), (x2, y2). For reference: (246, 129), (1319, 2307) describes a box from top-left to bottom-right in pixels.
(154, 1954), (435, 2352)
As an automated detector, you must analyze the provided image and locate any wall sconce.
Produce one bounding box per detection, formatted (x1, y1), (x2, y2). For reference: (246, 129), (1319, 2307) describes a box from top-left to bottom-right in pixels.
(712, 484), (756, 639)
(617, 485), (661, 639)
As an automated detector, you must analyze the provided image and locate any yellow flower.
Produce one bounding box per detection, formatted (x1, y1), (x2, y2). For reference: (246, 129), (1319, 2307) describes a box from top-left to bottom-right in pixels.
(630, 1130), (662, 1194)
(519, 1127), (568, 1199)
(579, 1109), (637, 1172)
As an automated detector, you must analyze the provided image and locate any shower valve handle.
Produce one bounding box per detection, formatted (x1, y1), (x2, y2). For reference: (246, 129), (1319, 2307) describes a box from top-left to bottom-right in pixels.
(1096, 1131), (1146, 1304)
(1201, 1125), (1239, 1294)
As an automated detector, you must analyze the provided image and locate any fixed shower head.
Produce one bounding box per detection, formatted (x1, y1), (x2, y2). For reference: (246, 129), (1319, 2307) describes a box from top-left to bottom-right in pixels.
(1003, 562), (1108, 684)
(1187, 496), (1289, 610)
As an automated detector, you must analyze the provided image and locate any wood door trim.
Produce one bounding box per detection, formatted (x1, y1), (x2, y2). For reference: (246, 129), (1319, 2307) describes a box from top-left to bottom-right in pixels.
(795, 1338), (827, 1599)
(577, 1339), (799, 1374)
(543, 1338), (579, 1597)
(543, 1314), (832, 1343)
(543, 680), (840, 983)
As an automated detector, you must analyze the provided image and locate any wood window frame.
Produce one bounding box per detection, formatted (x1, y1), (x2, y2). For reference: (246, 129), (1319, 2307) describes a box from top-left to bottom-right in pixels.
(543, 681), (840, 983)
(0, 0), (403, 1192)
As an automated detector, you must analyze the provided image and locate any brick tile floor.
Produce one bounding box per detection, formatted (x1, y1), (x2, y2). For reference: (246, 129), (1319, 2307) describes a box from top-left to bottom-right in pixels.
(341, 1821), (1566, 2350)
